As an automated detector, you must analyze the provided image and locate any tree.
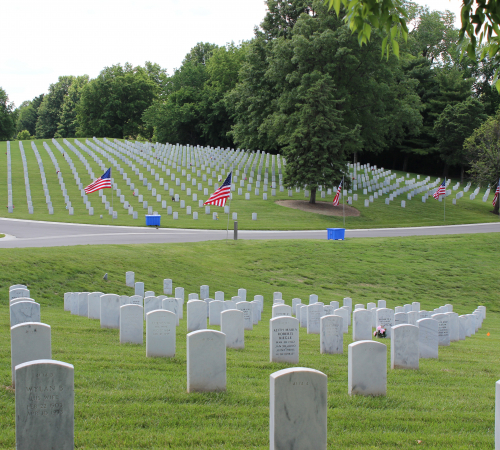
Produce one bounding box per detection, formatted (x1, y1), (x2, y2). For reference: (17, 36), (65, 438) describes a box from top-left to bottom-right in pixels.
(464, 112), (500, 214)
(279, 71), (360, 203)
(36, 76), (75, 138)
(16, 130), (31, 140)
(228, 0), (422, 164)
(16, 95), (44, 136)
(55, 75), (89, 138)
(434, 97), (487, 182)
(76, 63), (156, 139)
(0, 87), (16, 140)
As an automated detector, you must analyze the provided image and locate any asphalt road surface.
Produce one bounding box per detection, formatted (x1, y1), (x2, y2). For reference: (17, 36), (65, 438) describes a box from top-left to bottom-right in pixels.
(0, 218), (499, 248)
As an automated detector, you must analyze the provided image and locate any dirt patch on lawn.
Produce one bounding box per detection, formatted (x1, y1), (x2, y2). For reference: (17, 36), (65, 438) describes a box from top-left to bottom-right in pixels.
(275, 200), (360, 217)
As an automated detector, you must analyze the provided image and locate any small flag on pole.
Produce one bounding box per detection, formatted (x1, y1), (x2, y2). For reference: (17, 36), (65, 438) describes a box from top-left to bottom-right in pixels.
(333, 180), (342, 206)
(204, 172), (232, 207)
(492, 179), (500, 206)
(433, 179), (446, 200)
(84, 168), (112, 194)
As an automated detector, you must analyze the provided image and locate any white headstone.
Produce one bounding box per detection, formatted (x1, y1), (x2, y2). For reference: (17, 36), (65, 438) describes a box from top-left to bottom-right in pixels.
(417, 318), (438, 359)
(353, 309), (372, 341)
(391, 324), (419, 369)
(215, 291), (224, 301)
(307, 304), (323, 334)
(431, 313), (450, 346)
(309, 294), (318, 305)
(291, 298), (301, 314)
(10, 301), (40, 327)
(236, 302), (253, 330)
(162, 298), (180, 325)
(445, 312), (459, 342)
(200, 285), (209, 299)
(376, 308), (395, 338)
(270, 317), (299, 363)
(125, 271), (134, 287)
(135, 282), (144, 297)
(320, 315), (343, 354)
(272, 304), (292, 318)
(334, 308), (349, 333)
(146, 310), (176, 357)
(187, 300), (207, 332)
(209, 300), (225, 326)
(237, 288), (247, 301)
(221, 309), (244, 349)
(163, 279), (172, 295)
(100, 294), (120, 329)
(78, 292), (89, 317)
(270, 367), (327, 450)
(15, 359), (74, 450)
(119, 305), (143, 344)
(11, 322), (51, 386)
(348, 341), (387, 396)
(187, 330), (226, 392)
(88, 292), (103, 319)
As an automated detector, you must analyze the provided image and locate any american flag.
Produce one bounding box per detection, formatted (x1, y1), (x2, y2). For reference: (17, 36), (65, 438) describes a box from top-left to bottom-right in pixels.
(493, 179), (500, 206)
(84, 168), (112, 194)
(204, 172), (232, 207)
(333, 180), (342, 206)
(433, 180), (446, 200)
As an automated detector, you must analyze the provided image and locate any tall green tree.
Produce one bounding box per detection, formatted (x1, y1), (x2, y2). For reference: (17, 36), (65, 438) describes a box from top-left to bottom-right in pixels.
(35, 76), (75, 138)
(55, 75), (89, 138)
(434, 97), (487, 182)
(0, 87), (16, 140)
(76, 63), (156, 139)
(465, 111), (500, 214)
(16, 95), (44, 136)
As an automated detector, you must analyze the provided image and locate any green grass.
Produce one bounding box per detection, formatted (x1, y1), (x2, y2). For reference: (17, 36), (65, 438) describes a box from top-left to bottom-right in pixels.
(1, 234), (499, 448)
(0, 139), (499, 230)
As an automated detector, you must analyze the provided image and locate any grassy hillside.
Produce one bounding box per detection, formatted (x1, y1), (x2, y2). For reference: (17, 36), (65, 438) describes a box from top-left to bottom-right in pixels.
(0, 139), (498, 230)
(1, 234), (499, 448)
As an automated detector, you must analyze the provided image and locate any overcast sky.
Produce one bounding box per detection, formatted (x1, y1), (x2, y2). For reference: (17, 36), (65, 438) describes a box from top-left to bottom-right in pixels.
(1, 0), (462, 108)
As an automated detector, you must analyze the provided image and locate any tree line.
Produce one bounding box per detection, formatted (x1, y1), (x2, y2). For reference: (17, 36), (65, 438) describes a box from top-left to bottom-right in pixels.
(1, 0), (499, 185)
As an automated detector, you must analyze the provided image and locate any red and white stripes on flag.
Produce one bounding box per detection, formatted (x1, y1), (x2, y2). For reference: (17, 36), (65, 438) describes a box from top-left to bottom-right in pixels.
(492, 180), (500, 206)
(333, 180), (342, 206)
(84, 168), (112, 194)
(433, 179), (446, 200)
(204, 172), (232, 207)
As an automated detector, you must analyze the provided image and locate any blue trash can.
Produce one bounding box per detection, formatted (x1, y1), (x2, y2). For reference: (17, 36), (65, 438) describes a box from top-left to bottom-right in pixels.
(146, 215), (161, 226)
(327, 228), (345, 240)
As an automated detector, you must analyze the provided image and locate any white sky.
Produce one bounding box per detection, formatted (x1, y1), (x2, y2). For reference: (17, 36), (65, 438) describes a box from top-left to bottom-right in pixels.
(1, 0), (462, 108)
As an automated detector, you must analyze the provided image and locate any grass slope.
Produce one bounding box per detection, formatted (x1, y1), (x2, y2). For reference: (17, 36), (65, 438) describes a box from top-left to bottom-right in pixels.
(0, 139), (499, 230)
(1, 234), (499, 448)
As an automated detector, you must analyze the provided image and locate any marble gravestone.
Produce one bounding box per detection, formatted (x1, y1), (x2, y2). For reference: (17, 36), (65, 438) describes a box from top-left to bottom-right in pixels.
(162, 298), (180, 325)
(11, 322), (51, 387)
(299, 305), (308, 328)
(209, 300), (224, 326)
(100, 294), (120, 329)
(135, 281), (145, 297)
(143, 296), (160, 319)
(119, 305), (143, 344)
(10, 288), (30, 301)
(376, 308), (395, 338)
(394, 312), (408, 325)
(445, 312), (459, 342)
(187, 330), (226, 392)
(78, 292), (89, 317)
(145, 291), (155, 298)
(270, 367), (327, 450)
(70, 292), (79, 315)
(320, 315), (343, 354)
(175, 287), (185, 303)
(309, 294), (318, 305)
(163, 278), (172, 295)
(348, 341), (387, 396)
(270, 317), (299, 363)
(273, 291), (282, 301)
(221, 309), (244, 349)
(291, 298), (301, 315)
(272, 304), (292, 318)
(330, 301), (340, 310)
(307, 304), (323, 334)
(407, 311), (419, 326)
(417, 318), (438, 359)
(341, 306), (351, 326)
(333, 308), (349, 333)
(119, 295), (129, 307)
(129, 295), (143, 307)
(200, 285), (209, 300)
(458, 316), (467, 340)
(391, 324), (419, 370)
(88, 292), (103, 320)
(323, 305), (334, 316)
(352, 309), (372, 341)
(377, 300), (386, 308)
(431, 313), (450, 346)
(188, 293), (199, 300)
(10, 301), (40, 328)
(146, 310), (176, 357)
(15, 359), (74, 450)
(125, 271), (134, 287)
(238, 288), (246, 301)
(215, 291), (225, 301)
(236, 302), (253, 330)
(187, 300), (207, 332)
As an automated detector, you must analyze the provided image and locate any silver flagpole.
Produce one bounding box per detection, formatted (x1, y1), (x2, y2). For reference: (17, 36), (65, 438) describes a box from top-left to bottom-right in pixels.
(443, 177), (446, 223)
(342, 176), (345, 228)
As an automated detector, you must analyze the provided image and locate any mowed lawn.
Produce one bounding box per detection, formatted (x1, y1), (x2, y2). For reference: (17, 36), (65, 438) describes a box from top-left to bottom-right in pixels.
(0, 234), (499, 448)
(0, 138), (499, 230)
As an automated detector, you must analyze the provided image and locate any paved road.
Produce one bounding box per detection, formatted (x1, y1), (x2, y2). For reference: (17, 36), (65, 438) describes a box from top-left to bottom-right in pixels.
(0, 218), (499, 248)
